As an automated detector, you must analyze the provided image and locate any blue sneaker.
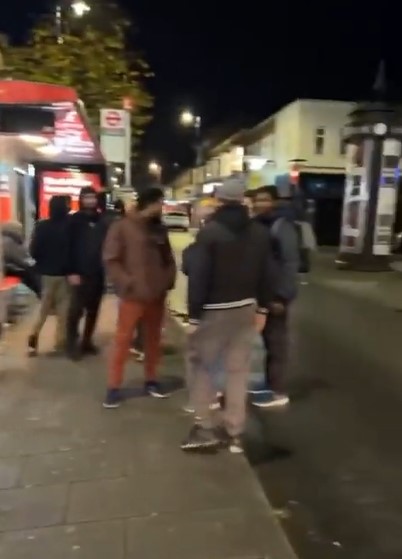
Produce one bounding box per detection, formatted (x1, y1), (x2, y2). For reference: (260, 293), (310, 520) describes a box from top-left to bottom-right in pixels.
(103, 388), (124, 409)
(247, 381), (271, 395)
(251, 391), (289, 409)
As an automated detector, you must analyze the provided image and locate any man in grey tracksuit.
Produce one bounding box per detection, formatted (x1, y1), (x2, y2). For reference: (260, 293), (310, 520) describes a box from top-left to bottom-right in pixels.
(250, 185), (300, 408)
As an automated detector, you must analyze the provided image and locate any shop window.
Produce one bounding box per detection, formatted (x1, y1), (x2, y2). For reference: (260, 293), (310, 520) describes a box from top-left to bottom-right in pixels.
(340, 130), (347, 155)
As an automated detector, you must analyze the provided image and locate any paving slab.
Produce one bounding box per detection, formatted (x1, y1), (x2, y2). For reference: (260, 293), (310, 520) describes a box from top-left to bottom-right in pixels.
(0, 520), (125, 559)
(0, 295), (296, 558)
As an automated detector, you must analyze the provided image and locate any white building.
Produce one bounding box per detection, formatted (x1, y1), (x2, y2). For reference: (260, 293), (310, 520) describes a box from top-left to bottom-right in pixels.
(244, 99), (355, 192)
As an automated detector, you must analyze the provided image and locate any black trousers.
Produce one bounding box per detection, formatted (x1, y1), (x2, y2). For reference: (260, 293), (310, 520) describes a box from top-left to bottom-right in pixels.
(261, 309), (289, 392)
(132, 320), (144, 351)
(66, 276), (104, 349)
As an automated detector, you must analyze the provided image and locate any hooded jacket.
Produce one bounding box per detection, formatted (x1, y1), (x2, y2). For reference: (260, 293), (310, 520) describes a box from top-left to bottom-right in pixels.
(187, 203), (276, 324)
(254, 208), (300, 303)
(2, 221), (31, 272)
(67, 187), (109, 278)
(103, 208), (176, 302)
(30, 196), (70, 276)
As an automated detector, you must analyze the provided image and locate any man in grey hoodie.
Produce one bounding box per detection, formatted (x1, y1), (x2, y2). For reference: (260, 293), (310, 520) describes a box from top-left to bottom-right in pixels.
(250, 185), (300, 408)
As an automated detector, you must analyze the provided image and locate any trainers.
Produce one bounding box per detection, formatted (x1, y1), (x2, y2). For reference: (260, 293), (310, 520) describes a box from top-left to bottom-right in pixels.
(145, 381), (170, 399)
(228, 436), (244, 454)
(247, 381), (271, 395)
(181, 425), (219, 453)
(251, 391), (289, 409)
(66, 345), (82, 362)
(215, 427), (244, 454)
(81, 342), (99, 356)
(183, 403), (195, 414)
(103, 388), (124, 409)
(129, 347), (145, 362)
(27, 334), (38, 357)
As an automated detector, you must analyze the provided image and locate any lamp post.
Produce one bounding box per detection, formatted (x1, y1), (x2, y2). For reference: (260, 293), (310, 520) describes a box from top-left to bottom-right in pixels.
(180, 109), (203, 166)
(148, 161), (162, 183)
(55, 1), (91, 44)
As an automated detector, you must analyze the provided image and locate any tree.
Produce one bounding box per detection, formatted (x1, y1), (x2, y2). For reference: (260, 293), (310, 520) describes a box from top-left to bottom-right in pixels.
(5, 5), (153, 143)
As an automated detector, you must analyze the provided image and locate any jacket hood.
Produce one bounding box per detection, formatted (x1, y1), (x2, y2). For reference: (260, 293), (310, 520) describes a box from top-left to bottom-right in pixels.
(213, 203), (251, 235)
(49, 195), (68, 220)
(1, 221), (23, 243)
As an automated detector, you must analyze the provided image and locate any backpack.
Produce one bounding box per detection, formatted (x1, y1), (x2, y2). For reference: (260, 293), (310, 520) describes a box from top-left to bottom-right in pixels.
(270, 217), (316, 274)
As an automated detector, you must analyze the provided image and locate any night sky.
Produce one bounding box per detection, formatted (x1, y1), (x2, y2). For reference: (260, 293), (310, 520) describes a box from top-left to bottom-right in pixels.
(0, 0), (395, 177)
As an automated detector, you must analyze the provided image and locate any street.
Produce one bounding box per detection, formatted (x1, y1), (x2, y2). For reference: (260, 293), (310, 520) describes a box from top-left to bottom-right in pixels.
(169, 231), (402, 559)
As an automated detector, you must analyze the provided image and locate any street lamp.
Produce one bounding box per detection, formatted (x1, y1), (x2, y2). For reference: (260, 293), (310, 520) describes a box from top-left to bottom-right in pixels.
(71, 0), (91, 16)
(56, 1), (91, 44)
(148, 161), (162, 181)
(179, 109), (202, 166)
(180, 110), (201, 131)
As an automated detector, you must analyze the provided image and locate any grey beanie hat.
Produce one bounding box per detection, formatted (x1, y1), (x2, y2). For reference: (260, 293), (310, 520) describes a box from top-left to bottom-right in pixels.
(215, 174), (246, 202)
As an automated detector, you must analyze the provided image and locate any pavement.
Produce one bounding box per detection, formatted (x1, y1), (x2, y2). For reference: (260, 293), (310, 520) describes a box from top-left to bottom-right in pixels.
(309, 249), (402, 310)
(0, 292), (296, 558)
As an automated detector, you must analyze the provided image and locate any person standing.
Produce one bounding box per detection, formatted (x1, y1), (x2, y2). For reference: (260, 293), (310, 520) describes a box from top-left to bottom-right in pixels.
(65, 187), (108, 361)
(103, 187), (176, 408)
(181, 176), (276, 454)
(28, 196), (70, 356)
(250, 185), (300, 408)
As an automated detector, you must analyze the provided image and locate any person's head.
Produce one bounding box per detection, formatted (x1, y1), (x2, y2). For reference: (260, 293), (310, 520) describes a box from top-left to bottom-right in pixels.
(253, 185), (279, 215)
(215, 175), (246, 206)
(49, 195), (68, 220)
(136, 187), (164, 219)
(79, 187), (98, 212)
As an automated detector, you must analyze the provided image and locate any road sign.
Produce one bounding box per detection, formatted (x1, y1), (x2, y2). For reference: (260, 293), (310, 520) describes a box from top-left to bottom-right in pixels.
(100, 108), (131, 184)
(101, 109), (125, 133)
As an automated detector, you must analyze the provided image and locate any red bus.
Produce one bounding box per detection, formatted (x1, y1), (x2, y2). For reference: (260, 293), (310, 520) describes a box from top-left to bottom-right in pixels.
(0, 80), (107, 237)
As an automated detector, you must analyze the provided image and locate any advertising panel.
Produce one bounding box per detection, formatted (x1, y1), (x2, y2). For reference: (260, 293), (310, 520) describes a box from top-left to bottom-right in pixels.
(372, 139), (401, 255)
(339, 141), (371, 253)
(39, 170), (101, 218)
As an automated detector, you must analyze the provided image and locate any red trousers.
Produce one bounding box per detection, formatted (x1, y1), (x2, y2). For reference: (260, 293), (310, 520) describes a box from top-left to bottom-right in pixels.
(108, 298), (165, 389)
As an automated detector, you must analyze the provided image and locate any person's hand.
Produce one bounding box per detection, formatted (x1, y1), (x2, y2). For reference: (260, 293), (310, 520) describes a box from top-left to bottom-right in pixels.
(271, 302), (286, 316)
(186, 323), (199, 335)
(68, 274), (81, 286)
(254, 313), (267, 333)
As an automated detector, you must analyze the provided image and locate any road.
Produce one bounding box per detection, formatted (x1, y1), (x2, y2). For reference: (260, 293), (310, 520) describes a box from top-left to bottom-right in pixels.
(169, 231), (402, 559)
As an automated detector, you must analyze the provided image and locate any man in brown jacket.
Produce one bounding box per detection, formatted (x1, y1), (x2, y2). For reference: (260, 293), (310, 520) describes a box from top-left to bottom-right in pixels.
(102, 187), (176, 408)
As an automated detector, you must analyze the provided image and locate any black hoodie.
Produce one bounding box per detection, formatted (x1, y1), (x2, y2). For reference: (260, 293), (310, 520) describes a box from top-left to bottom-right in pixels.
(187, 203), (276, 324)
(67, 187), (108, 278)
(30, 196), (70, 276)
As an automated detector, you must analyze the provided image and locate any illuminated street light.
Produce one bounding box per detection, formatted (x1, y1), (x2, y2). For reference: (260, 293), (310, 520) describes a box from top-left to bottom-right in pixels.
(180, 110), (201, 130)
(148, 161), (162, 181)
(71, 0), (91, 17)
(180, 109), (203, 165)
(56, 1), (91, 44)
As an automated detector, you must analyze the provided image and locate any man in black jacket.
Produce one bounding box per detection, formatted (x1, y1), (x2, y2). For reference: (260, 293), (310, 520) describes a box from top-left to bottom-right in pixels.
(66, 187), (108, 360)
(181, 175), (276, 454)
(250, 186), (300, 409)
(28, 195), (70, 356)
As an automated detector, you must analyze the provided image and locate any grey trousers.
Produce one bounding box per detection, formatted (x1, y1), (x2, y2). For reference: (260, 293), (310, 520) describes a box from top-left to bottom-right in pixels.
(189, 306), (255, 436)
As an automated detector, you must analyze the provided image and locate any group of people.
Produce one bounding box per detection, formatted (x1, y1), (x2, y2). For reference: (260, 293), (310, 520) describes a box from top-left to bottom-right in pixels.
(179, 177), (308, 454)
(1, 176), (313, 456)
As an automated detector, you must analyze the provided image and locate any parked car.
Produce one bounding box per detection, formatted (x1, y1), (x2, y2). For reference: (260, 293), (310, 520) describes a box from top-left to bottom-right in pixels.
(163, 212), (190, 232)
